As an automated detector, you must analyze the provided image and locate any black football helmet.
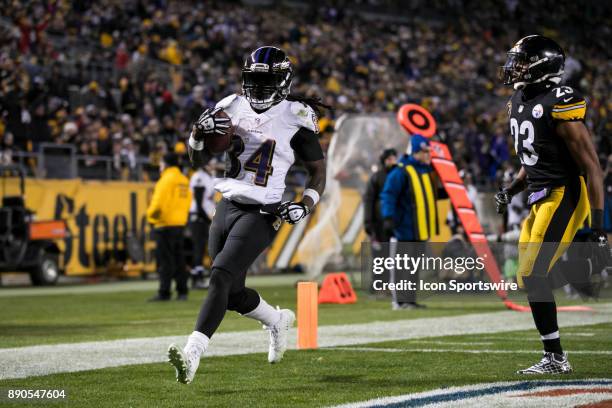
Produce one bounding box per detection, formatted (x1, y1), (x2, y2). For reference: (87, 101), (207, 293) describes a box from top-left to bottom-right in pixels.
(242, 46), (293, 110)
(498, 35), (565, 89)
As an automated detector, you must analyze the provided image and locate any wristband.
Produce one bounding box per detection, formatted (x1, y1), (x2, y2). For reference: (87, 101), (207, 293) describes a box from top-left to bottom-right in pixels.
(188, 132), (204, 151)
(303, 188), (320, 207)
(591, 208), (603, 230)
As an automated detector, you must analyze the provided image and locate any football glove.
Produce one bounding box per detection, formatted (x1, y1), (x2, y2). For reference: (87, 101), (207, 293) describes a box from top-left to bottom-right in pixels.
(495, 189), (512, 214)
(194, 107), (231, 140)
(588, 229), (611, 274)
(278, 201), (310, 225)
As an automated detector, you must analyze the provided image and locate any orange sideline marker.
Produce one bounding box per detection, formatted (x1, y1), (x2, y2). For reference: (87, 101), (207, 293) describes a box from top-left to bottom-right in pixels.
(318, 272), (357, 304)
(297, 281), (318, 349)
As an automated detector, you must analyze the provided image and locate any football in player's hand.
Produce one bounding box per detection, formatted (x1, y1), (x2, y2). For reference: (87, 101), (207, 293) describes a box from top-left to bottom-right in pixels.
(195, 110), (234, 154)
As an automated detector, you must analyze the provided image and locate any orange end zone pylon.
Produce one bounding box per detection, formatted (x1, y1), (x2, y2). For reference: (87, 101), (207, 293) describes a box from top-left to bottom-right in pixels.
(297, 281), (318, 349)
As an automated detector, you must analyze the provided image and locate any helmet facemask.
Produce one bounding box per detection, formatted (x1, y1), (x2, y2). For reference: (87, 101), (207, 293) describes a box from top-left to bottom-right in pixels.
(499, 51), (564, 90)
(242, 65), (292, 110)
(498, 52), (530, 87)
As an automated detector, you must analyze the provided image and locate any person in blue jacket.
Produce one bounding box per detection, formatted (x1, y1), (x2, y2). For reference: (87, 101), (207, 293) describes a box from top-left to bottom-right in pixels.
(380, 134), (439, 309)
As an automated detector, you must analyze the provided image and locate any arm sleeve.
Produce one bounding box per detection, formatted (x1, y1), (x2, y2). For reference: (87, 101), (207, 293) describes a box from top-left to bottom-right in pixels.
(380, 168), (405, 219)
(290, 127), (324, 162)
(551, 88), (587, 122)
(188, 145), (211, 168)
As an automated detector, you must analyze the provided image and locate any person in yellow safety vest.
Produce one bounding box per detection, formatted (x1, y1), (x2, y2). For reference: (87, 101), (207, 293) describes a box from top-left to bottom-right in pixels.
(380, 134), (439, 310)
(146, 153), (192, 302)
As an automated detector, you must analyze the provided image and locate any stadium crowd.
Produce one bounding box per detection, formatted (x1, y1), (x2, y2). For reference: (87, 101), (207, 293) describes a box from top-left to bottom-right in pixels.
(0, 0), (610, 185)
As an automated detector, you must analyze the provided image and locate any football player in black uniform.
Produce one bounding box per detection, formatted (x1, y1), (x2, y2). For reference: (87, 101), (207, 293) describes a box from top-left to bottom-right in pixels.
(496, 35), (610, 374)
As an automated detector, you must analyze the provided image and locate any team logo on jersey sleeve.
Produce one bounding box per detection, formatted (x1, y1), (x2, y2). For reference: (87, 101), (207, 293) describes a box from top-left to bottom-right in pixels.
(311, 112), (320, 133)
(532, 104), (543, 119)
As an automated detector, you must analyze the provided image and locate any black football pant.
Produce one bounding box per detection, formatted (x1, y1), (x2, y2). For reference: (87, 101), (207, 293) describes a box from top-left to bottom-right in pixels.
(155, 226), (188, 298)
(195, 199), (279, 338)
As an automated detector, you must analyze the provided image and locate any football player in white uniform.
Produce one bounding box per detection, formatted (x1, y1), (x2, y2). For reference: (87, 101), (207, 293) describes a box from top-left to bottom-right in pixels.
(168, 46), (327, 384)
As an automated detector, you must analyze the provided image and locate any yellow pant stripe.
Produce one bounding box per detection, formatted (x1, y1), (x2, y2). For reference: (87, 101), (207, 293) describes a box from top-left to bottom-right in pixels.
(421, 173), (437, 238)
(405, 165), (428, 240)
(548, 177), (590, 271)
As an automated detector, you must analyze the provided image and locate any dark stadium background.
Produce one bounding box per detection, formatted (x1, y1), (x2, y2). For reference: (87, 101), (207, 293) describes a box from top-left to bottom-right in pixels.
(1, 0), (609, 187)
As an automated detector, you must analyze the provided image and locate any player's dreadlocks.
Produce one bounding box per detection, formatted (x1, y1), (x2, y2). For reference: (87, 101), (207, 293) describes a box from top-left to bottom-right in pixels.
(286, 94), (332, 118)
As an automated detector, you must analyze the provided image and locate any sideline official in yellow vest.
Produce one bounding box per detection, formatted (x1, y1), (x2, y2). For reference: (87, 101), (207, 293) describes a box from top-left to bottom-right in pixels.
(380, 134), (438, 309)
(146, 153), (192, 302)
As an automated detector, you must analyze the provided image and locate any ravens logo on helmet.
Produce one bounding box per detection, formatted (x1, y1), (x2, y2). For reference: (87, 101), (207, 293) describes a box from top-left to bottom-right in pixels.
(242, 46), (293, 110)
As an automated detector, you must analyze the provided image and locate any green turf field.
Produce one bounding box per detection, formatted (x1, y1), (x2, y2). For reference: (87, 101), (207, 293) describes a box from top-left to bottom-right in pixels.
(1, 283), (610, 407)
(0, 323), (610, 407)
(1, 282), (605, 348)
(0, 286), (509, 348)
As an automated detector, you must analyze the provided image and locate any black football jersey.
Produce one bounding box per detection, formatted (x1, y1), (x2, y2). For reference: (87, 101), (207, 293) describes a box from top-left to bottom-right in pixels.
(508, 85), (586, 191)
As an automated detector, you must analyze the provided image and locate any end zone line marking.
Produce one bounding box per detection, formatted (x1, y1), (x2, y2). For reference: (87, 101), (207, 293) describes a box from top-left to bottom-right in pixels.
(404, 340), (493, 346)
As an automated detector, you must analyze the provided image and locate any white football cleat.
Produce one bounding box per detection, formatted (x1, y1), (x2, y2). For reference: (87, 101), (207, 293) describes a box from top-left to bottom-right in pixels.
(167, 343), (201, 384)
(517, 352), (573, 375)
(265, 308), (295, 364)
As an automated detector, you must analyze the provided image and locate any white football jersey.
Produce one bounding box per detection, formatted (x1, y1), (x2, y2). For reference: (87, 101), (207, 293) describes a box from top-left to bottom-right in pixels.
(213, 94), (319, 204)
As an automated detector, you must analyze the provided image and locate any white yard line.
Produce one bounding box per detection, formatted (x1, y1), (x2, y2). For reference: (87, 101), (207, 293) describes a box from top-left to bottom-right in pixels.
(403, 340), (494, 346)
(1, 304), (611, 380)
(330, 347), (612, 355)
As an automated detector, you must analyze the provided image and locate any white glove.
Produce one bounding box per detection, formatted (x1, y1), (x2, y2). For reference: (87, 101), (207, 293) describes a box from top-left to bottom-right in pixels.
(195, 107), (231, 137)
(278, 201), (310, 225)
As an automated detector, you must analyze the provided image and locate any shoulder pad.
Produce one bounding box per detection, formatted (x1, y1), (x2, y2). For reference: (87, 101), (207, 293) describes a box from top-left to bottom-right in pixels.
(215, 94), (239, 110)
(214, 94), (241, 121)
(289, 101), (319, 133)
(549, 86), (587, 121)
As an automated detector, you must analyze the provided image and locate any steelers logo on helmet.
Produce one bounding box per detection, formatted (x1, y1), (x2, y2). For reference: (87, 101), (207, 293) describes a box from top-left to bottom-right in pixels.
(397, 104), (437, 138)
